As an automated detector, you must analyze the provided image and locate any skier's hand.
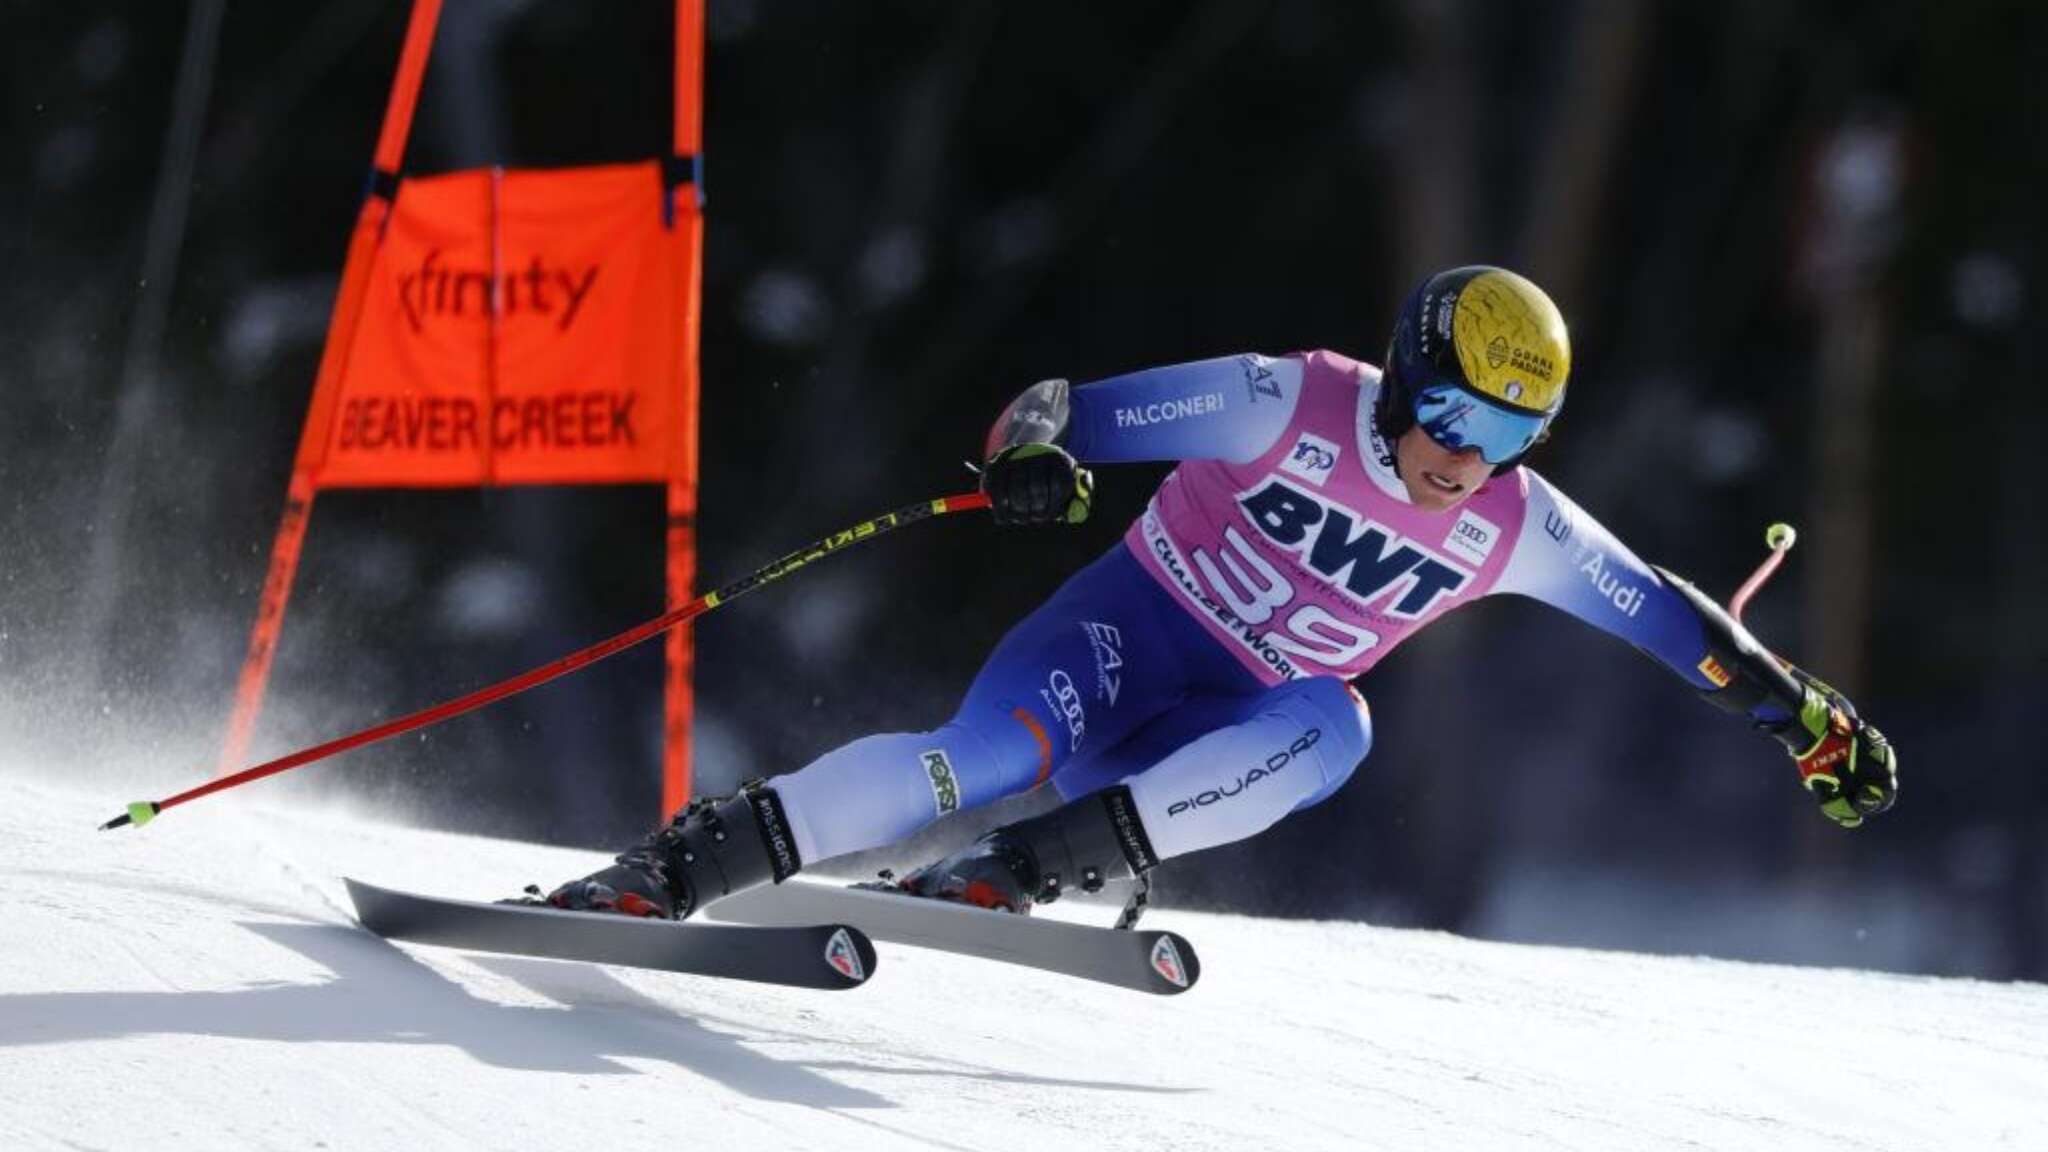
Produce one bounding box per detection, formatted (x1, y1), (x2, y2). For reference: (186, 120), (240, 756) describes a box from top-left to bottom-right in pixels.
(982, 443), (1094, 526)
(1778, 670), (1898, 828)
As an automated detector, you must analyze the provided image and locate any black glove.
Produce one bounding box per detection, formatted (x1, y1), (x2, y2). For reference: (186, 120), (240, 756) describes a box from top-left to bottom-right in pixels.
(1773, 670), (1899, 828)
(981, 443), (1094, 526)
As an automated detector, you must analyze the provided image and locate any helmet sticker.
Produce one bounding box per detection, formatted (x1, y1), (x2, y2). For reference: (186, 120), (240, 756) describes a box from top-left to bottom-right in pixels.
(1448, 268), (1570, 415)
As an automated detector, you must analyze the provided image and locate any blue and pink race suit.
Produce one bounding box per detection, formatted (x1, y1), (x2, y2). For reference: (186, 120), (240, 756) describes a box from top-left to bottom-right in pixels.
(774, 351), (1743, 866)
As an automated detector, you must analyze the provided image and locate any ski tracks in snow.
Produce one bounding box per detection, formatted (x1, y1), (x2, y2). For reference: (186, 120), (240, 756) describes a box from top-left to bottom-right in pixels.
(2, 773), (2045, 1152)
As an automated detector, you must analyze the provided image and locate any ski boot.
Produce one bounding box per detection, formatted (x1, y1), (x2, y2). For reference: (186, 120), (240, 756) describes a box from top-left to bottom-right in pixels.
(892, 786), (1157, 914)
(544, 782), (802, 919)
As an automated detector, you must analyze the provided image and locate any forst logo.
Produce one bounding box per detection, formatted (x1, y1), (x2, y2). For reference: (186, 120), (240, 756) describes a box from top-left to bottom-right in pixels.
(921, 749), (960, 816)
(1238, 478), (1471, 618)
(1167, 728), (1323, 818)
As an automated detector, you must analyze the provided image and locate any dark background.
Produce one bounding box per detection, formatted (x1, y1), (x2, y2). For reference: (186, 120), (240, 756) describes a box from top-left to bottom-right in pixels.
(3, 1), (2042, 979)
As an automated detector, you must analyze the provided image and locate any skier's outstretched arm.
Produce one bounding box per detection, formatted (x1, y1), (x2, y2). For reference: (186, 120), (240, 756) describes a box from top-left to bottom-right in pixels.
(978, 354), (1304, 524)
(1493, 473), (1899, 828)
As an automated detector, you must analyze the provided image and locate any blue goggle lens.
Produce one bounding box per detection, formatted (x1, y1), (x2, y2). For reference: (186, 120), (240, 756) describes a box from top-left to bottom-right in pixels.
(1410, 381), (1548, 465)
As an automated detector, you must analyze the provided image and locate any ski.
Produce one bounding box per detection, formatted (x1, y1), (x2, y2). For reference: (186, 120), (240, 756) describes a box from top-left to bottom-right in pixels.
(700, 879), (1199, 995)
(344, 878), (876, 991)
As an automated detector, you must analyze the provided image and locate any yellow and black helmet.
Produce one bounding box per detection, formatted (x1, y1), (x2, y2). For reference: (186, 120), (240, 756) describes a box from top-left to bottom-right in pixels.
(1382, 266), (1572, 469)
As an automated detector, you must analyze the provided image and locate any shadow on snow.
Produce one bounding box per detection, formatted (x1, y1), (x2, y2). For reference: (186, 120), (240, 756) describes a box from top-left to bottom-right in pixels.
(0, 915), (1193, 1113)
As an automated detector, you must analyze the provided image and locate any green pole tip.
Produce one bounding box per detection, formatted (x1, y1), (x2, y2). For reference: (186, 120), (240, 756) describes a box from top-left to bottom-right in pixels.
(1765, 522), (1797, 551)
(125, 801), (159, 828)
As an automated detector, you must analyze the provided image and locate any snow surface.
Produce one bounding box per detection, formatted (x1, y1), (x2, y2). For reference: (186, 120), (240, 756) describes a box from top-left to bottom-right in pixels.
(2, 769), (2043, 1152)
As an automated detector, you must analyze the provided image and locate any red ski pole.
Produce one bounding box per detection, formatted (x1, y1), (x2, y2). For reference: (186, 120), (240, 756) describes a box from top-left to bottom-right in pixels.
(1730, 521), (1797, 626)
(103, 491), (991, 831)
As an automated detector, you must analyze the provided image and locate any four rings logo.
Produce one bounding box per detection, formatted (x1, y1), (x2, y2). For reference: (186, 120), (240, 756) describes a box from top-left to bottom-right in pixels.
(1039, 670), (1086, 752)
(1442, 509), (1500, 567)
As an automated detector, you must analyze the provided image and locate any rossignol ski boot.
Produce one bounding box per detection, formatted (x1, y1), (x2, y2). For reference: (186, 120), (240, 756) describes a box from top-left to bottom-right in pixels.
(543, 782), (802, 919)
(891, 786), (1156, 914)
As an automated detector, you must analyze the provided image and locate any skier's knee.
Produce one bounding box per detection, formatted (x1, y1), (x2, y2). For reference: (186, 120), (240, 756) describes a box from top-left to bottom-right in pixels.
(1274, 677), (1372, 804)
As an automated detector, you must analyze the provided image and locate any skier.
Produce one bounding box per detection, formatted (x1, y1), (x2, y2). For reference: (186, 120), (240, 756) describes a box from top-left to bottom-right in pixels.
(546, 265), (1899, 920)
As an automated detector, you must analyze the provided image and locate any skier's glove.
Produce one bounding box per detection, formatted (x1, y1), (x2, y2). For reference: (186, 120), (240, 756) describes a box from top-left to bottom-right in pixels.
(982, 443), (1094, 526)
(1773, 669), (1899, 828)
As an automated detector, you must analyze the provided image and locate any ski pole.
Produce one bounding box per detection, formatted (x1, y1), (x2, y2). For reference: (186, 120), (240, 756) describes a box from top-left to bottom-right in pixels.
(1729, 521), (1797, 626)
(102, 491), (992, 831)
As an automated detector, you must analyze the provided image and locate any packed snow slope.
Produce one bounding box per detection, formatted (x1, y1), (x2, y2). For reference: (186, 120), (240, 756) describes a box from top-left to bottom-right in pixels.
(2, 770), (2042, 1152)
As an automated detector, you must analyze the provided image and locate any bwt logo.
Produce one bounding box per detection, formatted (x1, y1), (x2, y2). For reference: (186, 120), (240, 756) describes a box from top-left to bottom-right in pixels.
(396, 248), (601, 334)
(1167, 728), (1323, 818)
(1238, 478), (1470, 617)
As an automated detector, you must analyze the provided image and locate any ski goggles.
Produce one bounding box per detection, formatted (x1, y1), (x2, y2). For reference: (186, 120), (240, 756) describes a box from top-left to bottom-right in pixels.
(1409, 379), (1549, 465)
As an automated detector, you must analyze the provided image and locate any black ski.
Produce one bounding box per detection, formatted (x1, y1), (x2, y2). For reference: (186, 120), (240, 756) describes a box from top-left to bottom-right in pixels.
(700, 880), (1199, 995)
(344, 878), (876, 991)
